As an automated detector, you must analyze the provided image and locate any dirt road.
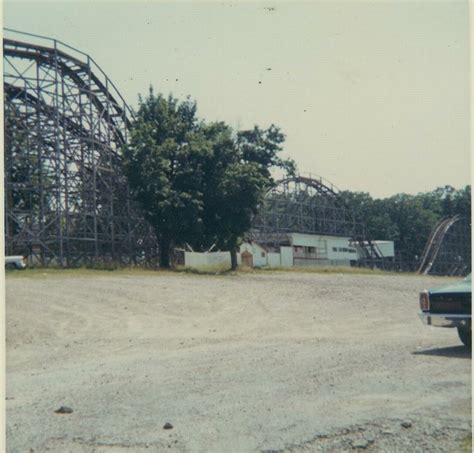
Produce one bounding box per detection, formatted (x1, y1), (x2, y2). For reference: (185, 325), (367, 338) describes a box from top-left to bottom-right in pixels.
(5, 271), (472, 452)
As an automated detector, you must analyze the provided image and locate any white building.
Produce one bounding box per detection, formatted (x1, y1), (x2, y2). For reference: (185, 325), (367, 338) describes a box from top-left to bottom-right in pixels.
(239, 242), (272, 267)
(238, 233), (359, 268)
(181, 235), (394, 269)
(286, 233), (358, 267)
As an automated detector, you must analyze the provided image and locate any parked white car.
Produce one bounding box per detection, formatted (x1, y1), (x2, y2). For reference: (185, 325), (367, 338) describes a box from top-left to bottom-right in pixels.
(5, 255), (27, 270)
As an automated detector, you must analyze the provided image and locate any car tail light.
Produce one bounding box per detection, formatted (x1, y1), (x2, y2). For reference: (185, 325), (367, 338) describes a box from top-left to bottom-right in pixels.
(419, 290), (430, 311)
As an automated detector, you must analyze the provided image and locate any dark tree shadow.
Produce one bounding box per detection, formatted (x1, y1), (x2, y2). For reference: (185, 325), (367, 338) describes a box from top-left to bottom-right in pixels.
(412, 345), (471, 359)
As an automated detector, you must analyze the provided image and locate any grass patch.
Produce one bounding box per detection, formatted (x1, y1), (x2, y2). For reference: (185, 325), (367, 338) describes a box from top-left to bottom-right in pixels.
(238, 265), (413, 276)
(174, 264), (232, 275)
(5, 263), (419, 279)
(4, 265), (160, 279)
(5, 263), (233, 279)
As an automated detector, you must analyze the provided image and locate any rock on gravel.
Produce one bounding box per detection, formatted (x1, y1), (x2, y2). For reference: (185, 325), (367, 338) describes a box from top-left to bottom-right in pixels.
(351, 438), (372, 449)
(54, 406), (73, 414)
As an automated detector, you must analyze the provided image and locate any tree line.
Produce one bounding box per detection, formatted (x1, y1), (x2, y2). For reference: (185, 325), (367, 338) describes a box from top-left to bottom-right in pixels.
(338, 185), (471, 262)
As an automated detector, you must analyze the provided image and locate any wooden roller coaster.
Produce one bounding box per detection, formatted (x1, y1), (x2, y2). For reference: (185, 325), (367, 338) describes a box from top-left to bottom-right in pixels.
(417, 215), (471, 276)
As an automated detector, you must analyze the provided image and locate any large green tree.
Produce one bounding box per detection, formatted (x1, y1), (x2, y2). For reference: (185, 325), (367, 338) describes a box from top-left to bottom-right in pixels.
(124, 89), (293, 269)
(198, 123), (292, 269)
(123, 90), (210, 267)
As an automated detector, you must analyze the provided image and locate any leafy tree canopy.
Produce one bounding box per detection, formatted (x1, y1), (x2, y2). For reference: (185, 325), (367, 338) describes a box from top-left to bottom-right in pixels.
(123, 89), (294, 268)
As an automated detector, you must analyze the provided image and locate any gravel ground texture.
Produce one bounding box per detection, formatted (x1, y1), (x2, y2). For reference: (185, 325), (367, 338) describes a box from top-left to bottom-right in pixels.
(5, 270), (472, 452)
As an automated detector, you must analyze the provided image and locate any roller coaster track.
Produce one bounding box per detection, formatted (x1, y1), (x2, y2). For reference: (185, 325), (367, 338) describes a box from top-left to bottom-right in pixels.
(5, 83), (99, 146)
(256, 174), (384, 262)
(272, 175), (340, 199)
(3, 35), (132, 143)
(416, 215), (461, 275)
(3, 29), (156, 266)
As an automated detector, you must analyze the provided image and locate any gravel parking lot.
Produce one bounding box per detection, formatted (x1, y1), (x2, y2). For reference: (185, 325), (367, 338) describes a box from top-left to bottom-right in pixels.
(5, 270), (472, 452)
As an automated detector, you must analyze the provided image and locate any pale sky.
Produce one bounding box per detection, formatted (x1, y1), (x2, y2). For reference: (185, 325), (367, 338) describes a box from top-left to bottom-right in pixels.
(3, 1), (471, 198)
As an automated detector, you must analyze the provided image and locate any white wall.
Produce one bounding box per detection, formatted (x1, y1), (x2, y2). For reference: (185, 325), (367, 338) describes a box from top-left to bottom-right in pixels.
(326, 238), (358, 261)
(184, 243), (272, 269)
(184, 251), (231, 268)
(281, 247), (293, 267)
(374, 241), (395, 258)
(267, 253), (281, 267)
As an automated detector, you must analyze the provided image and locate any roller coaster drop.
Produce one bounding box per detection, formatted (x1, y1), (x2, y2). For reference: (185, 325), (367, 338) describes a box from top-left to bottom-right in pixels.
(4, 29), (156, 266)
(417, 215), (471, 276)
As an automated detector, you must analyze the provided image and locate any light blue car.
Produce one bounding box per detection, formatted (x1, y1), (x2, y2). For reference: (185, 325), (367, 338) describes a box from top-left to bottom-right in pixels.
(419, 274), (472, 348)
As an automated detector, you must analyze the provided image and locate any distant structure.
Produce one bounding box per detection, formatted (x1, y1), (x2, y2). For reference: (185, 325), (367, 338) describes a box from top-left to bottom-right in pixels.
(249, 175), (387, 268)
(178, 236), (395, 270)
(3, 29), (156, 266)
(417, 215), (471, 276)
